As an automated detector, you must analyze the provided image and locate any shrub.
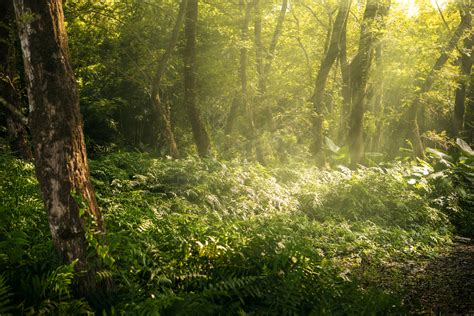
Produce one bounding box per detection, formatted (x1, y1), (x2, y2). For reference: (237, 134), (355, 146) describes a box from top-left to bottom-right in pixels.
(1, 151), (453, 314)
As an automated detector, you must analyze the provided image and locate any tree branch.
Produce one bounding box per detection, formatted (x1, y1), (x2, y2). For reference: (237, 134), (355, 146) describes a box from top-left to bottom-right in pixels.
(0, 96), (28, 126)
(152, 0), (188, 89)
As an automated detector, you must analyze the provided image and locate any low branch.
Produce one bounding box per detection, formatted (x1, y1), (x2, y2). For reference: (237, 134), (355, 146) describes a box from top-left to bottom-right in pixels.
(152, 0), (188, 89)
(0, 97), (28, 126)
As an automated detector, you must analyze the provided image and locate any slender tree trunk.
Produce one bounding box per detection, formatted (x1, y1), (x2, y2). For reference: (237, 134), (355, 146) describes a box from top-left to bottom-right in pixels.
(152, 91), (180, 158)
(263, 0), (289, 83)
(254, 0), (265, 96)
(258, 0), (288, 132)
(291, 8), (312, 81)
(347, 0), (383, 166)
(370, 43), (385, 152)
(466, 71), (474, 145)
(0, 0), (31, 160)
(251, 0), (266, 164)
(151, 0), (188, 159)
(184, 0), (211, 157)
(224, 96), (240, 135)
(338, 17), (351, 143)
(14, 0), (103, 293)
(225, 0), (252, 136)
(406, 6), (471, 156)
(251, 0), (288, 164)
(452, 9), (472, 137)
(311, 0), (351, 163)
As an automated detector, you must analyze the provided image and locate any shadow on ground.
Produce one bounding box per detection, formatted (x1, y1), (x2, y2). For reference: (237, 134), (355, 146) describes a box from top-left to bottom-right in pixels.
(406, 238), (474, 314)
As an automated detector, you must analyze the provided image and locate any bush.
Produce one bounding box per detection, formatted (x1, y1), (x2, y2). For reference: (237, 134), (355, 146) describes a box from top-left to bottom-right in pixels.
(1, 151), (453, 314)
(422, 138), (474, 237)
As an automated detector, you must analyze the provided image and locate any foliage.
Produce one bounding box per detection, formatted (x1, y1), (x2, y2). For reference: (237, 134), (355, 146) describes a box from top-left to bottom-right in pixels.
(0, 155), (96, 315)
(0, 274), (13, 315)
(1, 151), (455, 314)
(57, 0), (471, 161)
(421, 138), (474, 237)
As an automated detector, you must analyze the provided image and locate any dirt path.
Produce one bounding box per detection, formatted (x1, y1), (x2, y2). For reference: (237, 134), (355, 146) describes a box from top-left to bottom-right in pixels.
(407, 238), (474, 314)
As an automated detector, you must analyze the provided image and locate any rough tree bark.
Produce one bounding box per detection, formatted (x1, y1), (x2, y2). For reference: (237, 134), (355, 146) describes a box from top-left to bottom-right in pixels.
(0, 0), (31, 160)
(452, 9), (472, 137)
(310, 0), (351, 163)
(14, 0), (103, 292)
(184, 0), (211, 157)
(406, 5), (472, 157)
(151, 0), (188, 159)
(347, 0), (386, 166)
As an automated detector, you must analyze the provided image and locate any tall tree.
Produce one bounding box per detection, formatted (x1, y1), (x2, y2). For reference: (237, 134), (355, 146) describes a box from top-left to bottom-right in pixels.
(338, 14), (351, 143)
(347, 0), (388, 166)
(261, 0), (289, 94)
(252, 0), (288, 163)
(151, 0), (188, 159)
(225, 0), (252, 136)
(466, 70), (474, 144)
(310, 0), (351, 163)
(406, 4), (472, 156)
(250, 0), (266, 164)
(368, 42), (385, 152)
(14, 0), (103, 291)
(184, 0), (212, 157)
(452, 7), (472, 137)
(0, 0), (31, 160)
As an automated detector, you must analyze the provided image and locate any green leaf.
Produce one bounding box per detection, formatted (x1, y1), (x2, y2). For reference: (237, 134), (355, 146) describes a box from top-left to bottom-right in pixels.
(456, 138), (474, 157)
(325, 136), (341, 153)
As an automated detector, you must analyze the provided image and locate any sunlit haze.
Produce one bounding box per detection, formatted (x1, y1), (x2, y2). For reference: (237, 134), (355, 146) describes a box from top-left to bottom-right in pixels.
(396, 0), (449, 17)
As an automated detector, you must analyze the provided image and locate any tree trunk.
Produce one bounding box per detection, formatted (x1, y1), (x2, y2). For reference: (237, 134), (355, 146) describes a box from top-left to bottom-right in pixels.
(452, 9), (472, 137)
(0, 0), (31, 160)
(151, 0), (188, 159)
(257, 0), (288, 132)
(251, 0), (288, 164)
(184, 0), (211, 157)
(224, 0), (252, 136)
(311, 0), (351, 163)
(254, 0), (265, 96)
(406, 6), (472, 156)
(466, 71), (474, 145)
(347, 0), (383, 166)
(152, 92), (180, 158)
(251, 0), (266, 164)
(291, 8), (312, 81)
(224, 96), (240, 135)
(14, 0), (103, 292)
(370, 42), (385, 152)
(338, 17), (351, 143)
(263, 0), (289, 84)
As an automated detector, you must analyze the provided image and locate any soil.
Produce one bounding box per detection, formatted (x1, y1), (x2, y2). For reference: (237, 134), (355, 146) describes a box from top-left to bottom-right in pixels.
(406, 237), (474, 315)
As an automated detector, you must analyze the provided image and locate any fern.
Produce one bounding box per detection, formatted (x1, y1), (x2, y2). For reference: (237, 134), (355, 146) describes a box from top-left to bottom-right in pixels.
(0, 274), (13, 315)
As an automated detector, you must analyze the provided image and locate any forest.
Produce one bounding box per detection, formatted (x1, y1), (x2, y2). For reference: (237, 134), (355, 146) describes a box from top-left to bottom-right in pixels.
(0, 0), (473, 314)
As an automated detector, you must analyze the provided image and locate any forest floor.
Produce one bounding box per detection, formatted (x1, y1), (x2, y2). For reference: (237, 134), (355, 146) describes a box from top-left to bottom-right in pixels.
(406, 237), (474, 314)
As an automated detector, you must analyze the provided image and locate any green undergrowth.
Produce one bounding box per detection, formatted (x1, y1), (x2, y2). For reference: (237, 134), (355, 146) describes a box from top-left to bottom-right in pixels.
(0, 152), (453, 314)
